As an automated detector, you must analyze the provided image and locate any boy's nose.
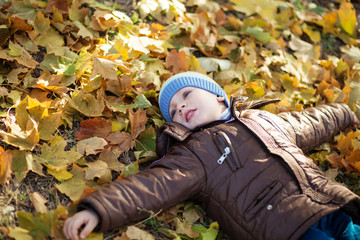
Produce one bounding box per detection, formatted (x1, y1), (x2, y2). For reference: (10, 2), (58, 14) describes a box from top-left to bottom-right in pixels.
(178, 104), (186, 114)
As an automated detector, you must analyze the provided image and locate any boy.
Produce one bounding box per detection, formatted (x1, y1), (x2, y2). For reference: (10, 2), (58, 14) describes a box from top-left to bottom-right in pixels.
(64, 71), (360, 240)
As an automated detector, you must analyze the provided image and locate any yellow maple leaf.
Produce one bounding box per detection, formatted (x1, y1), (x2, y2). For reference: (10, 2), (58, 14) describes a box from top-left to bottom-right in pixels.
(337, 131), (360, 157)
(338, 1), (357, 36)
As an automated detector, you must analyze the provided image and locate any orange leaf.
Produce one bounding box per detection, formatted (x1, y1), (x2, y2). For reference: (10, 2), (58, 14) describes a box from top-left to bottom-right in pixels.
(10, 17), (33, 32)
(336, 131), (360, 156)
(166, 49), (189, 74)
(326, 153), (345, 169)
(0, 147), (12, 185)
(346, 150), (360, 164)
(129, 109), (147, 139)
(74, 118), (112, 140)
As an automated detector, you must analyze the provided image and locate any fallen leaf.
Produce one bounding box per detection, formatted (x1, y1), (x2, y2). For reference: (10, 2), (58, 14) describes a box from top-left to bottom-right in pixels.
(125, 226), (155, 240)
(8, 227), (33, 240)
(93, 57), (118, 81)
(337, 131), (360, 157)
(85, 160), (112, 183)
(56, 164), (85, 201)
(10, 150), (44, 182)
(166, 49), (189, 74)
(326, 153), (345, 169)
(324, 168), (339, 183)
(129, 108), (147, 139)
(74, 118), (112, 140)
(338, 1), (357, 36)
(0, 115), (39, 151)
(77, 136), (108, 155)
(192, 221), (219, 240)
(106, 131), (134, 153)
(30, 192), (48, 213)
(35, 135), (81, 171)
(0, 146), (12, 185)
(67, 90), (105, 117)
(175, 218), (199, 238)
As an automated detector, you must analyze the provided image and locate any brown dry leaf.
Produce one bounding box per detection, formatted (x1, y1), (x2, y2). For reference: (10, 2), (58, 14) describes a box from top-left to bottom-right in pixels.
(129, 109), (147, 139)
(7, 68), (29, 84)
(30, 192), (48, 213)
(106, 131), (134, 153)
(46, 0), (70, 12)
(74, 118), (112, 140)
(0, 116), (39, 151)
(85, 160), (112, 183)
(326, 153), (345, 169)
(93, 57), (118, 81)
(99, 149), (125, 172)
(77, 137), (108, 155)
(106, 74), (132, 96)
(125, 226), (155, 240)
(324, 168), (339, 183)
(0, 147), (12, 185)
(166, 49), (189, 74)
(0, 42), (38, 68)
(90, 10), (120, 31)
(10, 16), (33, 31)
(34, 11), (50, 34)
(174, 218), (199, 238)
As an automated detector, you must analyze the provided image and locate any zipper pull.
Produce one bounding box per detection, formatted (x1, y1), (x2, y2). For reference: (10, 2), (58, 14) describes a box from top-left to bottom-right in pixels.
(217, 147), (230, 164)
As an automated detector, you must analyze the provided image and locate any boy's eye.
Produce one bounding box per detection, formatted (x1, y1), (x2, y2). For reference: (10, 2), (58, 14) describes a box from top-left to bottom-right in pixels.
(183, 91), (191, 98)
(171, 109), (177, 119)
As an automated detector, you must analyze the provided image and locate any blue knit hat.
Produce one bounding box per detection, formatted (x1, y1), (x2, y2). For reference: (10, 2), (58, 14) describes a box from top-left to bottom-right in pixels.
(159, 71), (230, 122)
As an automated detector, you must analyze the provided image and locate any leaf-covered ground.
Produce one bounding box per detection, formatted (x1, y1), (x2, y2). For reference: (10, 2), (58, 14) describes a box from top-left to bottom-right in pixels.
(0, 0), (360, 239)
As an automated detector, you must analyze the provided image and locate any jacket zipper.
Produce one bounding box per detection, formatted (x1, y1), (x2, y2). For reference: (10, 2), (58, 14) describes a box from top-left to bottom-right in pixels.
(217, 147), (230, 164)
(214, 131), (241, 169)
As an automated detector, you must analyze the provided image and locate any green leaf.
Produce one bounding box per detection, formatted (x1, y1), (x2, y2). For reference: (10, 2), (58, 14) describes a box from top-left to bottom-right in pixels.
(16, 212), (51, 238)
(135, 126), (156, 153)
(192, 222), (219, 240)
(242, 26), (271, 43)
(7, 42), (22, 57)
(122, 161), (139, 176)
(8, 0), (37, 21)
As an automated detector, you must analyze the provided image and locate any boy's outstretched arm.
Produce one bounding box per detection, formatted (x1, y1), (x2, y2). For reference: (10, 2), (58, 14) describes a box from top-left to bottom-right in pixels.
(63, 210), (99, 240)
(277, 103), (359, 153)
(65, 146), (205, 234)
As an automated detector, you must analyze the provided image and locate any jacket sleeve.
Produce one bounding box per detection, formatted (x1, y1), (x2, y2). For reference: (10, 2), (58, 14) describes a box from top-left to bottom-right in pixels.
(277, 103), (358, 153)
(77, 145), (205, 233)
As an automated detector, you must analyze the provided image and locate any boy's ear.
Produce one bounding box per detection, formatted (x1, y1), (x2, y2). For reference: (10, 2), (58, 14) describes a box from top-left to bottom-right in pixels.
(216, 96), (225, 102)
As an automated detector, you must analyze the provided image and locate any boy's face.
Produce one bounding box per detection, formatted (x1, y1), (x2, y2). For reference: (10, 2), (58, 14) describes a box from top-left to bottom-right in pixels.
(169, 87), (227, 130)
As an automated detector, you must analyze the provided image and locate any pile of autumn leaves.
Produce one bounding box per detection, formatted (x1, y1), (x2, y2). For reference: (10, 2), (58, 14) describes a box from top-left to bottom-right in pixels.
(0, 0), (360, 239)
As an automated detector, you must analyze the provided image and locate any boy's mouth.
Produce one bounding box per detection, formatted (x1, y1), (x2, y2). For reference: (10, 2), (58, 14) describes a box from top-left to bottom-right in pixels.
(185, 109), (196, 122)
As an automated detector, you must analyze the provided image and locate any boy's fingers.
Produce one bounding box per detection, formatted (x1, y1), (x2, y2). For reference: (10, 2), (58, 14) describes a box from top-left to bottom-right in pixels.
(79, 219), (98, 239)
(67, 217), (83, 240)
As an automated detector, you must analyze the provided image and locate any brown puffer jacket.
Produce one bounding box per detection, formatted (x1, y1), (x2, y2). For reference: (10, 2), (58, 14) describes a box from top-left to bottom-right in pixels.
(77, 100), (360, 240)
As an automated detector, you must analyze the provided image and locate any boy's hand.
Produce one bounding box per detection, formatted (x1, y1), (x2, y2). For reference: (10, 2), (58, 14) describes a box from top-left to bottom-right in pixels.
(63, 210), (99, 240)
